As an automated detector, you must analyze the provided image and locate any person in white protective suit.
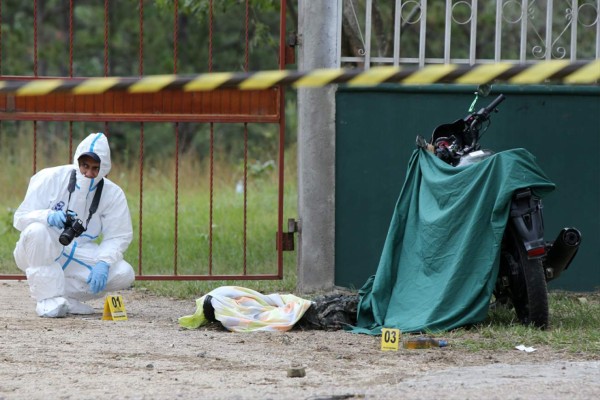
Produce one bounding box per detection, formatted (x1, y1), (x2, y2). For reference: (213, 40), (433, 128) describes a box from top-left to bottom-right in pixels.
(13, 132), (135, 318)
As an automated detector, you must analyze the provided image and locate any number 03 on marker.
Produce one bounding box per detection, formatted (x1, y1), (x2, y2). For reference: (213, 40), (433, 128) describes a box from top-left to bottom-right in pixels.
(381, 328), (401, 351)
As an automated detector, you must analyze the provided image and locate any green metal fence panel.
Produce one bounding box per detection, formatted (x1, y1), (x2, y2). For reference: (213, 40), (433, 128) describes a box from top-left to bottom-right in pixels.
(335, 84), (600, 292)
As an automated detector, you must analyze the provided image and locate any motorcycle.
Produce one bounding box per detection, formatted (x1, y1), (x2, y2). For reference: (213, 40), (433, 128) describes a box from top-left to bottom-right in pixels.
(416, 86), (582, 328)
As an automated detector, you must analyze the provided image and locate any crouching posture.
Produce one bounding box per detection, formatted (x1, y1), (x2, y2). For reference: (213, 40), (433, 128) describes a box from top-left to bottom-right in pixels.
(13, 132), (135, 317)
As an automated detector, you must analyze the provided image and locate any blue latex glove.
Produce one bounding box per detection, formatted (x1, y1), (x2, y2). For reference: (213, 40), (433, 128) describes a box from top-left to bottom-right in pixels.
(47, 210), (67, 229)
(87, 261), (110, 294)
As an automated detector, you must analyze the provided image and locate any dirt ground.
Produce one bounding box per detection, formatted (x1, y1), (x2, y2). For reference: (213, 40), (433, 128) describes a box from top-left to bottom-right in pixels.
(1, 280), (599, 400)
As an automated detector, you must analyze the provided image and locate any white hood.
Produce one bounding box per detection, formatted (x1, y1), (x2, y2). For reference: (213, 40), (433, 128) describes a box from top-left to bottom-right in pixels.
(73, 133), (111, 191)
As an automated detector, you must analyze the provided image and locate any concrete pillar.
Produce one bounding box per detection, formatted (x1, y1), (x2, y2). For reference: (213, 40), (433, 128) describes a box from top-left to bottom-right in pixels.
(296, 0), (340, 293)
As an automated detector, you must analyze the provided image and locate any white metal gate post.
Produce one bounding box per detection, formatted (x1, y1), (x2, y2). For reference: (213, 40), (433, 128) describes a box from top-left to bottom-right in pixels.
(296, 0), (340, 293)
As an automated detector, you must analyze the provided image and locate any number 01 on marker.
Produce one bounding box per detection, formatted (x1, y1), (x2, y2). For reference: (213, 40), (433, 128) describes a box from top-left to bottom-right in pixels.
(381, 328), (401, 351)
(102, 295), (128, 321)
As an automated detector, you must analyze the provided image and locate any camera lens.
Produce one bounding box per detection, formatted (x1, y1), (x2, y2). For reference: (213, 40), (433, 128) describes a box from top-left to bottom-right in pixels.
(57, 212), (85, 246)
(59, 228), (75, 246)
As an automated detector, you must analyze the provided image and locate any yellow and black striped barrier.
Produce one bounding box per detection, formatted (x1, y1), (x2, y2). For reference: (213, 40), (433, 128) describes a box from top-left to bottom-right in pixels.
(0, 60), (598, 96)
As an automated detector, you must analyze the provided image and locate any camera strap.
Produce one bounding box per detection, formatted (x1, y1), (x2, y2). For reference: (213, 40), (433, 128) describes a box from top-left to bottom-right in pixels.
(85, 179), (104, 226)
(67, 169), (77, 197)
(65, 169), (104, 228)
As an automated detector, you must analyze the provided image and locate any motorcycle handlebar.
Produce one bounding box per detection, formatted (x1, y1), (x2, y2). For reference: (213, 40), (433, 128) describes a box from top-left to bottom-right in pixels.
(462, 93), (505, 149)
(481, 94), (506, 117)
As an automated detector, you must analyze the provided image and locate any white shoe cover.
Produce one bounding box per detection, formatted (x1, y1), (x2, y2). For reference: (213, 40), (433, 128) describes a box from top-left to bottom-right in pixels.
(36, 297), (68, 318)
(66, 298), (95, 315)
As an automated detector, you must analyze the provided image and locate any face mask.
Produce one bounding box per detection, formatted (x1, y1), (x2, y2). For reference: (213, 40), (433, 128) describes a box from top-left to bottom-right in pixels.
(76, 169), (96, 194)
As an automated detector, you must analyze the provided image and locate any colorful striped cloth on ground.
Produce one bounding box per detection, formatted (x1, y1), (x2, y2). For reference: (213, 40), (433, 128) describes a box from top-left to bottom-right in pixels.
(178, 286), (313, 332)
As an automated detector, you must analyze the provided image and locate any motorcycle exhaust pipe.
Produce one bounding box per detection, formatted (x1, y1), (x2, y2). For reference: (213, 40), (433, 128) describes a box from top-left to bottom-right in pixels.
(544, 228), (582, 282)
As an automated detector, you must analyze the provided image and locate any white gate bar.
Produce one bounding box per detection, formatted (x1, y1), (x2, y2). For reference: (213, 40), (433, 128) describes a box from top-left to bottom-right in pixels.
(419, 0), (428, 66)
(597, 0), (600, 59)
(444, 0), (452, 63)
(495, 0), (503, 61)
(520, 0), (529, 62)
(393, 0), (401, 66)
(545, 0), (553, 60)
(470, 0), (478, 64)
(337, 0), (343, 67)
(365, 0), (373, 68)
(570, 0), (578, 61)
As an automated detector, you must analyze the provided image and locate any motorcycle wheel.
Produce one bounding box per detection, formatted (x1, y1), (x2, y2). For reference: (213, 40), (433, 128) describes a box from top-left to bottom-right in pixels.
(500, 227), (549, 329)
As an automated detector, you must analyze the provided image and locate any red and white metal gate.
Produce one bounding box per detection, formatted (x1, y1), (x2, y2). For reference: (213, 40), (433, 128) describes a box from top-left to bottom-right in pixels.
(0, 0), (294, 281)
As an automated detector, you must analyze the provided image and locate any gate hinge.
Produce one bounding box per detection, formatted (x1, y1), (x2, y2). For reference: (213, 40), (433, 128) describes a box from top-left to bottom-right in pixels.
(285, 32), (297, 65)
(277, 218), (298, 251)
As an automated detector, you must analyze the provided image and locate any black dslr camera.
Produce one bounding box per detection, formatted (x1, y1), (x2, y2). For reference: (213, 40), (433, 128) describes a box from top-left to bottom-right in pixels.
(59, 211), (86, 246)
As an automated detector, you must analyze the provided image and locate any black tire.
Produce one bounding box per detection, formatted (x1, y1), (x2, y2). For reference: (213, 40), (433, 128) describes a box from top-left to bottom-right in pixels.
(500, 228), (549, 329)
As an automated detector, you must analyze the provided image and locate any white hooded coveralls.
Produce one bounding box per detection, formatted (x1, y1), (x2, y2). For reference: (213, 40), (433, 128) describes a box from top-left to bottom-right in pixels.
(13, 133), (135, 316)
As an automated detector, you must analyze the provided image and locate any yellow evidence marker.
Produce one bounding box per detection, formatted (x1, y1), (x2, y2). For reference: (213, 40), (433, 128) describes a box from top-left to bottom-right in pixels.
(381, 328), (401, 351)
(102, 295), (128, 321)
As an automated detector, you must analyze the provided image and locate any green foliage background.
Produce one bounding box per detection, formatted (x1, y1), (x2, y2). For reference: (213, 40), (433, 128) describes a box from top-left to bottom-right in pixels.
(0, 0), (296, 165)
(0, 0), (298, 289)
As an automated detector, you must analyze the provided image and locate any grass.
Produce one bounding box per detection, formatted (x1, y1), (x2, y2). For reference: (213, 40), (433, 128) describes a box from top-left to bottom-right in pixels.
(0, 128), (299, 297)
(441, 291), (600, 355)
